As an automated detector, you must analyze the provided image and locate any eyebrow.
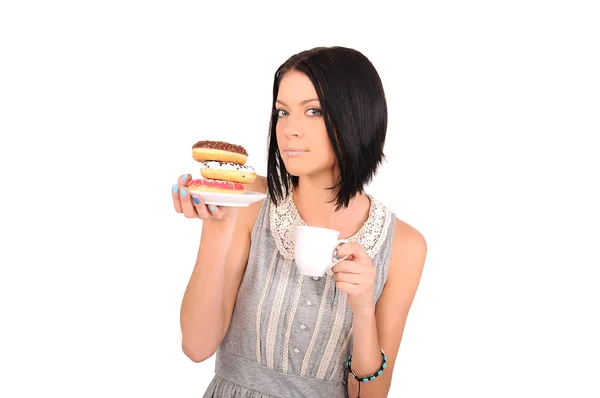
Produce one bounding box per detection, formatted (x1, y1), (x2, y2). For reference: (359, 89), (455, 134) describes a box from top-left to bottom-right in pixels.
(276, 98), (320, 106)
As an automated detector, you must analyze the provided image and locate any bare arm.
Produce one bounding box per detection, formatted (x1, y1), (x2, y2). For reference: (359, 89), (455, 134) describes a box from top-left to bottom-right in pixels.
(178, 176), (267, 362)
(347, 219), (427, 397)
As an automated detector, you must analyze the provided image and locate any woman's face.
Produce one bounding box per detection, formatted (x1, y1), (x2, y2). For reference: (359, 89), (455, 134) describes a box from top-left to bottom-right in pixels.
(275, 70), (337, 179)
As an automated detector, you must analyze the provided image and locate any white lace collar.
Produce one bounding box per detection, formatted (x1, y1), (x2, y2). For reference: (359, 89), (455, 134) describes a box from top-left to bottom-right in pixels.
(269, 190), (393, 261)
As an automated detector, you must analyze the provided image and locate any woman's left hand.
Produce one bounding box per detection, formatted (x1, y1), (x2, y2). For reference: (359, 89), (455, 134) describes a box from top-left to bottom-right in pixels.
(331, 242), (376, 314)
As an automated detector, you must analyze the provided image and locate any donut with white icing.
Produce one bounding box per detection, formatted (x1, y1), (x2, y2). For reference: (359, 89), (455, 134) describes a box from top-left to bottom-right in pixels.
(192, 140), (248, 165)
(188, 178), (244, 195)
(199, 161), (257, 184)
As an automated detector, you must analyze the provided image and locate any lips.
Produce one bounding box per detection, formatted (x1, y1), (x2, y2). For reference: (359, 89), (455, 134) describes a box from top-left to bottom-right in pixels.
(284, 148), (309, 156)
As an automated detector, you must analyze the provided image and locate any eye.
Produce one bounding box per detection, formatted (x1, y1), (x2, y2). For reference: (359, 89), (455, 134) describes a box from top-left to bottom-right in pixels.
(275, 109), (288, 118)
(306, 108), (322, 117)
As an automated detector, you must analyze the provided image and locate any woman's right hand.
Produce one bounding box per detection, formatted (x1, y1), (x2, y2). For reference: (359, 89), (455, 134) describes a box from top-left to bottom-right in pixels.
(172, 174), (237, 220)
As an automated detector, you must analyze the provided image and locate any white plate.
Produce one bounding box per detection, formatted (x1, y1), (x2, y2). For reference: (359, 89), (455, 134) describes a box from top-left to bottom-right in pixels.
(190, 190), (267, 207)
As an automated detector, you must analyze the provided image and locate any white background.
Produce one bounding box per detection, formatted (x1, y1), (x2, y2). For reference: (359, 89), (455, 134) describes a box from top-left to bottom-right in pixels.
(1, 1), (599, 397)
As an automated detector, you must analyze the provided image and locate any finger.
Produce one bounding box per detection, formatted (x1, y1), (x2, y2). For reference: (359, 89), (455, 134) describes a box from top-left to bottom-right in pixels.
(334, 281), (359, 295)
(173, 173), (191, 213)
(191, 193), (225, 220)
(172, 183), (183, 213)
(179, 173), (191, 187)
(179, 187), (198, 218)
(189, 193), (211, 218)
(331, 272), (363, 285)
(336, 242), (369, 262)
(206, 203), (225, 220)
(331, 260), (363, 274)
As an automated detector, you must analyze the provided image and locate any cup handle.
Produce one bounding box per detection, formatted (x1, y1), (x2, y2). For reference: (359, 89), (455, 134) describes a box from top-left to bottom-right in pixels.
(329, 238), (350, 269)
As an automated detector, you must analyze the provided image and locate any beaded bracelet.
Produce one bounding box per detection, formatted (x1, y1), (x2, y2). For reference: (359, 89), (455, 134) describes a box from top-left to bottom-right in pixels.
(343, 349), (387, 397)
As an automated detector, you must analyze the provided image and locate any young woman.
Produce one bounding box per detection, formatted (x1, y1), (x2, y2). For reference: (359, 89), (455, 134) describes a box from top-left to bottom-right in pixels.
(172, 46), (427, 398)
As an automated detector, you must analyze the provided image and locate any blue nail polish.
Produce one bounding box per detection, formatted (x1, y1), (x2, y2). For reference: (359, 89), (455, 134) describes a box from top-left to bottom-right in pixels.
(172, 184), (179, 194)
(182, 174), (188, 181)
(193, 196), (199, 204)
(208, 205), (215, 212)
(181, 189), (187, 197)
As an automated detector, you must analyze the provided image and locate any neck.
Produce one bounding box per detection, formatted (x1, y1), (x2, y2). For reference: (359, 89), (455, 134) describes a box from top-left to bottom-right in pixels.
(291, 172), (370, 238)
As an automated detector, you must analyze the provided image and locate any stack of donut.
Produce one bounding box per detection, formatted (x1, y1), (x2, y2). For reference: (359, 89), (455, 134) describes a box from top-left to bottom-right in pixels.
(188, 140), (257, 195)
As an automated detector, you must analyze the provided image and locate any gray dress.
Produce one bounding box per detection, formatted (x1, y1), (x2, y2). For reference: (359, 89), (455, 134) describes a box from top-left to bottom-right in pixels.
(203, 191), (395, 398)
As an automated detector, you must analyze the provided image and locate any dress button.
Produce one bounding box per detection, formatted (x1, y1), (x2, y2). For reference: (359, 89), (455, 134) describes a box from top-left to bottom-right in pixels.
(294, 348), (300, 353)
(300, 324), (306, 330)
(312, 276), (320, 281)
(306, 300), (312, 306)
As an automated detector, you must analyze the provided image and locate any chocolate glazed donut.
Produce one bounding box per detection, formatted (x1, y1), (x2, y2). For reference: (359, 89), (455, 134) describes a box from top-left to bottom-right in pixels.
(192, 140), (248, 165)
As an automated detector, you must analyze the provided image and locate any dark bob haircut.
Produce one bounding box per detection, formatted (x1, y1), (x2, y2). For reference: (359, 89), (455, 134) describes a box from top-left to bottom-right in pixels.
(266, 46), (388, 211)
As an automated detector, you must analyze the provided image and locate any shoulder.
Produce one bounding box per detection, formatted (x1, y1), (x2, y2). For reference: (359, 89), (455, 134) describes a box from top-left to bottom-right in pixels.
(366, 195), (425, 261)
(387, 217), (427, 293)
(243, 174), (268, 194)
(391, 218), (427, 261)
(365, 194), (427, 284)
(375, 216), (427, 312)
(389, 218), (427, 280)
(239, 175), (269, 233)
(367, 192), (426, 264)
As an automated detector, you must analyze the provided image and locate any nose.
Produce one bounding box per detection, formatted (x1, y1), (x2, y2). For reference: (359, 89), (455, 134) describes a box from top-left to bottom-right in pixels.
(281, 115), (304, 139)
(284, 128), (302, 139)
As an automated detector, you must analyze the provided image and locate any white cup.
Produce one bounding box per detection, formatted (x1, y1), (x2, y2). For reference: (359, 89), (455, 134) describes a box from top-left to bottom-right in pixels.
(294, 225), (349, 277)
